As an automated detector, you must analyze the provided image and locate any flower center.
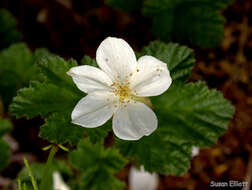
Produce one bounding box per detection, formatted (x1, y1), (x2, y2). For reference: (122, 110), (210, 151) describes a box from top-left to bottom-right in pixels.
(110, 81), (153, 109)
(112, 82), (132, 103)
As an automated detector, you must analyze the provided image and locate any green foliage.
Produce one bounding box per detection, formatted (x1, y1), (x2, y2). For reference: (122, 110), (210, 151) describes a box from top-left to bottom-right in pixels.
(10, 56), (85, 144)
(81, 55), (98, 67)
(10, 56), (110, 144)
(0, 43), (50, 107)
(0, 9), (22, 49)
(9, 41), (234, 177)
(70, 139), (127, 190)
(40, 113), (84, 145)
(154, 81), (234, 146)
(116, 81), (234, 175)
(106, 0), (233, 47)
(18, 160), (72, 190)
(0, 118), (12, 171)
(138, 41), (195, 82)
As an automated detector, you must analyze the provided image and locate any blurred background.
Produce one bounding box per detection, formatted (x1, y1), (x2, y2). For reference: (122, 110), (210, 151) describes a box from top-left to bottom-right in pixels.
(0, 0), (251, 189)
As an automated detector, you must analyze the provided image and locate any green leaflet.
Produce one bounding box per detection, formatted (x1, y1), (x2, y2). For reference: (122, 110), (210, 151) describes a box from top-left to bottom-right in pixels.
(0, 43), (50, 107)
(116, 82), (234, 175)
(0, 9), (22, 49)
(106, 0), (233, 47)
(0, 118), (12, 171)
(81, 55), (98, 67)
(10, 56), (85, 144)
(40, 113), (84, 144)
(9, 41), (234, 176)
(138, 41), (195, 82)
(143, 0), (233, 47)
(18, 160), (72, 190)
(154, 82), (234, 146)
(70, 139), (127, 190)
(10, 56), (110, 144)
(10, 81), (80, 119)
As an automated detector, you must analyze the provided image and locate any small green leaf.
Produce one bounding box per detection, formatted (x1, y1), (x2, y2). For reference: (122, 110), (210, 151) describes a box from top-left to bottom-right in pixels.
(40, 113), (84, 144)
(142, 0), (233, 47)
(10, 81), (80, 119)
(0, 9), (22, 49)
(139, 41), (195, 82)
(0, 43), (50, 107)
(84, 122), (111, 144)
(116, 133), (192, 176)
(70, 139), (127, 190)
(106, 0), (232, 47)
(81, 55), (98, 67)
(39, 56), (80, 93)
(10, 55), (109, 144)
(117, 81), (234, 175)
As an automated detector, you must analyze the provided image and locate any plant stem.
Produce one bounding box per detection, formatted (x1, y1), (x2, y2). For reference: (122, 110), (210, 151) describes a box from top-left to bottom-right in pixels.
(39, 145), (58, 190)
(23, 157), (39, 190)
(17, 178), (22, 190)
(23, 183), (28, 190)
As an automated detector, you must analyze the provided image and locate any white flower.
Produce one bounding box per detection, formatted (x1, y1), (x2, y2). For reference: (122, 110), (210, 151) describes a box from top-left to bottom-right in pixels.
(67, 37), (172, 140)
(129, 166), (158, 190)
(192, 146), (200, 157)
(53, 171), (70, 190)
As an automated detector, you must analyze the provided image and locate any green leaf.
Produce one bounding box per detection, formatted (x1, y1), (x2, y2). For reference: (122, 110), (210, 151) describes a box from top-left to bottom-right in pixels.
(0, 43), (50, 107)
(10, 56), (80, 117)
(116, 134), (192, 176)
(39, 56), (80, 95)
(116, 82), (234, 175)
(81, 55), (98, 67)
(10, 81), (80, 119)
(10, 56), (110, 144)
(0, 9), (22, 49)
(142, 0), (232, 47)
(84, 122), (111, 144)
(139, 41), (195, 82)
(106, 0), (232, 47)
(40, 113), (84, 144)
(105, 0), (143, 12)
(0, 118), (12, 171)
(154, 82), (234, 146)
(10, 56), (85, 144)
(70, 139), (127, 190)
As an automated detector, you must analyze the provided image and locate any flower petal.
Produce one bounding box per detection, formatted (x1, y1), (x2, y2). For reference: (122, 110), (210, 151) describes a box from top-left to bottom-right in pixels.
(53, 171), (70, 190)
(72, 91), (117, 128)
(112, 101), (157, 140)
(129, 166), (158, 190)
(131, 56), (172, 97)
(96, 37), (137, 81)
(67, 65), (113, 93)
